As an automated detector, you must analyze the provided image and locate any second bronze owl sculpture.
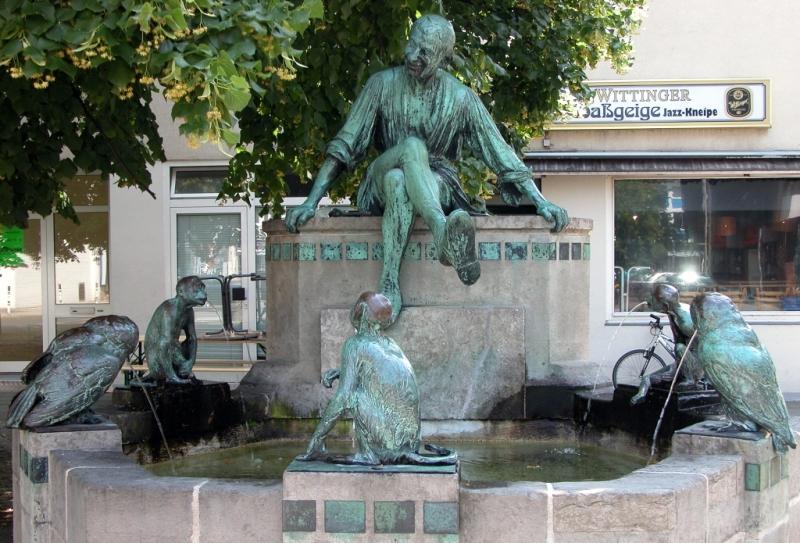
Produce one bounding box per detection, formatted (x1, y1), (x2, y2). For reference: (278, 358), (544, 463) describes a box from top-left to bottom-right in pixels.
(691, 292), (797, 453)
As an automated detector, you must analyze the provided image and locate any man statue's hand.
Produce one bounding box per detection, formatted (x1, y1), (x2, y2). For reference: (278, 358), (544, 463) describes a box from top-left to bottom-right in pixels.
(284, 202), (317, 233)
(536, 200), (569, 233)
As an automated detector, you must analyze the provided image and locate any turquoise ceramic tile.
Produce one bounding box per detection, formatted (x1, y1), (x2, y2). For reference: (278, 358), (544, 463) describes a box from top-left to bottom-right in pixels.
(320, 243), (342, 261)
(423, 501), (458, 534)
(297, 243), (316, 261)
(372, 242), (384, 261)
(532, 242), (551, 261)
(505, 241), (528, 261)
(424, 242), (438, 260)
(325, 500), (365, 533)
(745, 462), (766, 491)
(374, 501), (415, 534)
(346, 242), (369, 260)
(571, 242), (582, 261)
(479, 242), (501, 261)
(559, 242), (570, 260)
(404, 242), (421, 260)
(282, 500), (316, 532)
(281, 243), (293, 261)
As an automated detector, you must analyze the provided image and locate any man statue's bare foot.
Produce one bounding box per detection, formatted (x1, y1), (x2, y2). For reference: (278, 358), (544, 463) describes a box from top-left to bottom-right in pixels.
(381, 278), (402, 324)
(442, 210), (480, 285)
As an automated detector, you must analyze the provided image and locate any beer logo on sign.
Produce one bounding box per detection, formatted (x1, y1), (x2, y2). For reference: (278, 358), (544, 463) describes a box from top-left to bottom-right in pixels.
(726, 87), (751, 117)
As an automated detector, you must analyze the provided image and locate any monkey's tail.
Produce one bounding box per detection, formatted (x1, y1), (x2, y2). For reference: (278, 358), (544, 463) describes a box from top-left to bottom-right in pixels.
(6, 386), (38, 428)
(396, 443), (457, 466)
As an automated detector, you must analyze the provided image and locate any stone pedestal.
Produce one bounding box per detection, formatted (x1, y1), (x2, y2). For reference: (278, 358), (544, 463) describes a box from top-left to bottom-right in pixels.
(12, 423), (122, 543)
(282, 461), (459, 542)
(673, 422), (797, 542)
(242, 215), (591, 420)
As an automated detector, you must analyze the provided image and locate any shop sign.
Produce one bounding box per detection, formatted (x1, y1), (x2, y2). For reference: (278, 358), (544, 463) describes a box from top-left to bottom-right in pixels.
(551, 80), (770, 129)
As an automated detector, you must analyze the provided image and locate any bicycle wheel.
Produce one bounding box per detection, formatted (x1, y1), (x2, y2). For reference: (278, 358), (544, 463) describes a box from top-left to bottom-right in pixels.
(612, 349), (667, 388)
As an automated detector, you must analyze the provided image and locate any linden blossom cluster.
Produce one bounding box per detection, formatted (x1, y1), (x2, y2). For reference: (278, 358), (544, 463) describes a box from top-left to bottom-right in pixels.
(581, 103), (719, 122)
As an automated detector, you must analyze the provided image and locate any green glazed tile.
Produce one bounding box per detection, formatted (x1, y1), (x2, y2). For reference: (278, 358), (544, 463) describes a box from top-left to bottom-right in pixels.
(770, 455), (781, 487)
(404, 242), (421, 260)
(559, 242), (570, 260)
(281, 243), (293, 261)
(346, 242), (368, 260)
(745, 462), (766, 491)
(297, 243), (316, 261)
(505, 241), (527, 261)
(423, 501), (458, 534)
(325, 500), (365, 533)
(29, 457), (47, 484)
(424, 242), (438, 260)
(374, 501), (415, 534)
(372, 242), (384, 261)
(532, 242), (551, 261)
(283, 500), (316, 532)
(571, 242), (582, 261)
(479, 242), (501, 261)
(320, 243), (342, 261)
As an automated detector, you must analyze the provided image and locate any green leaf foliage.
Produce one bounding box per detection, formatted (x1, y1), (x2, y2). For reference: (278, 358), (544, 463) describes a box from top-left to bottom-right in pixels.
(229, 0), (646, 217)
(0, 0), (643, 226)
(0, 0), (323, 226)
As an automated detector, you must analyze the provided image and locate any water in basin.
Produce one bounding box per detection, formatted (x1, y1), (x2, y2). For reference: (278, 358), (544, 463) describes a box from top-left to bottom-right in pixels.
(145, 439), (646, 483)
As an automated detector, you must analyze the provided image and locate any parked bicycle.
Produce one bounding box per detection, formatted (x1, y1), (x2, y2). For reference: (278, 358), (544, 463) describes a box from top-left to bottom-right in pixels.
(612, 313), (673, 389)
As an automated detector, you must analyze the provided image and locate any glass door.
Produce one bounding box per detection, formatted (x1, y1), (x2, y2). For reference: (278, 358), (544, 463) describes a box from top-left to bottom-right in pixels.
(49, 176), (111, 335)
(171, 208), (248, 360)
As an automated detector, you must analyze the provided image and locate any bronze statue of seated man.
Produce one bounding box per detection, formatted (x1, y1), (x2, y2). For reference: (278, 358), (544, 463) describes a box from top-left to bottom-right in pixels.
(298, 291), (456, 465)
(285, 15), (569, 323)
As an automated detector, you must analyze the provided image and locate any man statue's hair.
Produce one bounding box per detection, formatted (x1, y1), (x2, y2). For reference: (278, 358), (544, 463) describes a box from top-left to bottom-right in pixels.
(411, 14), (456, 58)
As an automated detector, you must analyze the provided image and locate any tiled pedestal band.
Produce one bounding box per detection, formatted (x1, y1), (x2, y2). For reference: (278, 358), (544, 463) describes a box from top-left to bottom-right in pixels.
(282, 461), (459, 542)
(241, 215), (592, 420)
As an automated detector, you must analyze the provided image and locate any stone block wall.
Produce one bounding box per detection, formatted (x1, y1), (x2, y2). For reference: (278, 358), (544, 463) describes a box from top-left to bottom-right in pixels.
(13, 418), (800, 542)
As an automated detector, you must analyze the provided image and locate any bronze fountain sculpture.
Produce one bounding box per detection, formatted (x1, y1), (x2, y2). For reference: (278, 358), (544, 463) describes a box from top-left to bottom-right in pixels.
(6, 315), (138, 428)
(285, 14), (569, 323)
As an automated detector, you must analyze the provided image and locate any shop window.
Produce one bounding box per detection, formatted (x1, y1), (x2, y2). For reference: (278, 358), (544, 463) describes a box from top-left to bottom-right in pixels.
(614, 178), (800, 313)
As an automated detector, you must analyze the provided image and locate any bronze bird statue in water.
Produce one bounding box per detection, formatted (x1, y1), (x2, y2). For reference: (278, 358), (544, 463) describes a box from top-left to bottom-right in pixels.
(6, 315), (139, 429)
(691, 293), (797, 453)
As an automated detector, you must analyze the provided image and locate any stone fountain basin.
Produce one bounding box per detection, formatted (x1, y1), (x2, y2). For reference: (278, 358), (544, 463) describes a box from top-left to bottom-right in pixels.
(15, 418), (800, 543)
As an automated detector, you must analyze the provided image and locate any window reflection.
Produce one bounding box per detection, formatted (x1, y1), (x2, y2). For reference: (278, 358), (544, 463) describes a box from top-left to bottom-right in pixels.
(54, 212), (109, 305)
(176, 213), (242, 360)
(0, 220), (43, 360)
(615, 178), (800, 312)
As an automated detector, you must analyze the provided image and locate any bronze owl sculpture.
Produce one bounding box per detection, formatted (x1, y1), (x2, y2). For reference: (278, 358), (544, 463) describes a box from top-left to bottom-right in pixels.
(6, 315), (139, 429)
(691, 292), (797, 453)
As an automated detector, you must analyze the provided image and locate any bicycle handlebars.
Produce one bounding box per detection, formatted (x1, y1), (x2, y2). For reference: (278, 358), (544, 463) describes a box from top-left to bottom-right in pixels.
(649, 313), (663, 330)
